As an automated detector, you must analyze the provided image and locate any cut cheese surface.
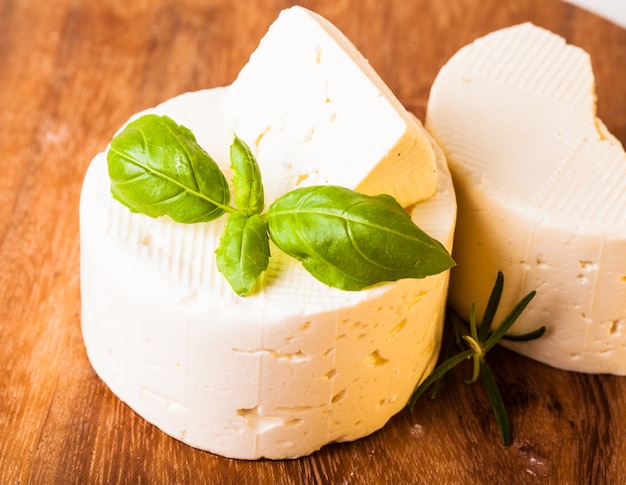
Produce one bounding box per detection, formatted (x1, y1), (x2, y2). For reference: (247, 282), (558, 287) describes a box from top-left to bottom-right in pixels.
(222, 6), (437, 208)
(80, 87), (457, 459)
(426, 23), (626, 374)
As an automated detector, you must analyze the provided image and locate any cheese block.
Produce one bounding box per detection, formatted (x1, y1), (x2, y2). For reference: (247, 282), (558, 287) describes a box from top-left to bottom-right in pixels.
(80, 87), (457, 459)
(426, 23), (626, 374)
(221, 6), (438, 208)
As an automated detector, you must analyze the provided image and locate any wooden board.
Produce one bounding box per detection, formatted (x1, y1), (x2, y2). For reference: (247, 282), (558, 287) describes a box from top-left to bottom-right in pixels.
(1, 0), (625, 483)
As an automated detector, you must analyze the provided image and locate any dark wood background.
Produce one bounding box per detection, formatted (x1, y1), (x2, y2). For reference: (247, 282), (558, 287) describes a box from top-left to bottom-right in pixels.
(2, 0), (625, 483)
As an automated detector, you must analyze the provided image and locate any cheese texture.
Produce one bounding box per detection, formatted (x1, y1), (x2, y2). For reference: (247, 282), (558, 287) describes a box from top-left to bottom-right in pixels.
(80, 87), (456, 459)
(221, 6), (438, 208)
(426, 23), (626, 374)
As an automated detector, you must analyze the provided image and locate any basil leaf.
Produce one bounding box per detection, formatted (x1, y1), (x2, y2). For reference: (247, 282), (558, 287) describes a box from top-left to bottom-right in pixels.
(230, 135), (264, 215)
(215, 213), (270, 296)
(107, 114), (230, 223)
(265, 185), (455, 291)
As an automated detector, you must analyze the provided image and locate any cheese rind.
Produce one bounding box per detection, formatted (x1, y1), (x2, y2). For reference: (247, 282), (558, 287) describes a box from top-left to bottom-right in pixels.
(222, 6), (437, 208)
(426, 23), (626, 374)
(80, 88), (457, 459)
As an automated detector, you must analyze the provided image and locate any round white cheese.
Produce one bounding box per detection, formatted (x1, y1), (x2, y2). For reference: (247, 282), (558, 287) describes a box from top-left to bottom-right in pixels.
(80, 87), (457, 459)
(426, 23), (626, 374)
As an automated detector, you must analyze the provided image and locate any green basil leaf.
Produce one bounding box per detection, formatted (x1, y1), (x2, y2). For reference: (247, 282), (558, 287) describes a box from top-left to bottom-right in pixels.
(107, 114), (230, 223)
(265, 185), (455, 291)
(215, 213), (270, 296)
(230, 135), (264, 215)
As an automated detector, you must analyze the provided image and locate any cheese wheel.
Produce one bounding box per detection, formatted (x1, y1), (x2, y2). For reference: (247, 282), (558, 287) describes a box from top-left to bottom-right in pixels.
(427, 23), (626, 374)
(80, 87), (457, 459)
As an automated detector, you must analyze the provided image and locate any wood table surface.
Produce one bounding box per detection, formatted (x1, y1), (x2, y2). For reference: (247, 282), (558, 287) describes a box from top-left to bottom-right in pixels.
(2, 0), (625, 483)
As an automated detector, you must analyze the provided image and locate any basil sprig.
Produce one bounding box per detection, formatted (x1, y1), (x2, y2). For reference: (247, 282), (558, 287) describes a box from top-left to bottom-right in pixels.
(107, 114), (455, 296)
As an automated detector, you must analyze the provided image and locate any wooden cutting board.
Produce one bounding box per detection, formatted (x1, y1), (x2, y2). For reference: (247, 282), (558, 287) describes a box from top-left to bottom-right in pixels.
(1, 0), (625, 483)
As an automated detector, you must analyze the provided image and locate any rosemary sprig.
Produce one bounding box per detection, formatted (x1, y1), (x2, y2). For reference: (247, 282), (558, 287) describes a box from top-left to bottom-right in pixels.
(409, 271), (546, 445)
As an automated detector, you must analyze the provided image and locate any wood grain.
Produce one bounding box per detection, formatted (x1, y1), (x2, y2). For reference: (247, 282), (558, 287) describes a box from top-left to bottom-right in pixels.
(1, 0), (625, 483)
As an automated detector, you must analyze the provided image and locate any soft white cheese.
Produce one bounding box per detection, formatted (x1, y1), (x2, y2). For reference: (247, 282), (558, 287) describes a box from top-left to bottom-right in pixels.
(221, 6), (438, 208)
(426, 23), (626, 374)
(80, 87), (457, 459)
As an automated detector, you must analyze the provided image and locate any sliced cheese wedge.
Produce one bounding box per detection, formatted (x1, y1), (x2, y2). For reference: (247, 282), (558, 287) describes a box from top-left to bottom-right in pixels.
(222, 6), (437, 208)
(427, 23), (626, 374)
(80, 87), (457, 460)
